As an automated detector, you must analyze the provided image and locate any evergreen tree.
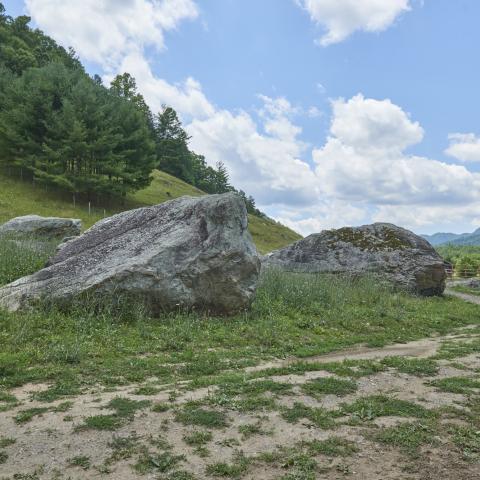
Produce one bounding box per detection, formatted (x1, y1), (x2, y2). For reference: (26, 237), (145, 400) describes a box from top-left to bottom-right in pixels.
(0, 3), (265, 218)
(110, 72), (153, 129)
(154, 106), (194, 183)
(0, 62), (155, 198)
(214, 161), (233, 193)
(0, 3), (80, 75)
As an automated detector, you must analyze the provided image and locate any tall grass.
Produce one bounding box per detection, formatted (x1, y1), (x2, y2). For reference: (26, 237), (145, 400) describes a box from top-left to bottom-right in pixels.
(0, 236), (58, 286)
(0, 245), (479, 391)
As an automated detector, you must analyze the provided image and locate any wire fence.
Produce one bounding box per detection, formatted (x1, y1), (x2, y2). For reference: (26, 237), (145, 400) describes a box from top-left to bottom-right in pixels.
(445, 267), (480, 280)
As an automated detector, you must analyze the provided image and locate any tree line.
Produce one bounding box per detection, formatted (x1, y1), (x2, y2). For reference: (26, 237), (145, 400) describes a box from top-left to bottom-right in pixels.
(0, 3), (262, 215)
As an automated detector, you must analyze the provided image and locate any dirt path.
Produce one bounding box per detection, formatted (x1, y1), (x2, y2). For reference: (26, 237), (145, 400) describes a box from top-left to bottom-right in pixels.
(245, 336), (453, 373)
(1, 325), (479, 480)
(445, 287), (480, 305)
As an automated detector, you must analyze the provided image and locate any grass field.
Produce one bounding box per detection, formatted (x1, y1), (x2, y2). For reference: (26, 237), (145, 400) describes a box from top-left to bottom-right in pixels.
(0, 238), (479, 479)
(1, 238), (479, 393)
(0, 170), (302, 254)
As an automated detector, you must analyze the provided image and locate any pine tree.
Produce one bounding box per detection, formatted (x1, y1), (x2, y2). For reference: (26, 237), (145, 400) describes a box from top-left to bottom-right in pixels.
(214, 161), (232, 193)
(110, 72), (153, 129)
(0, 62), (155, 198)
(154, 106), (194, 183)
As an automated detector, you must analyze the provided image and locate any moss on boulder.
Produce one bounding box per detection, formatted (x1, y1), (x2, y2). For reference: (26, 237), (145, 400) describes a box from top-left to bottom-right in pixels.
(263, 223), (446, 296)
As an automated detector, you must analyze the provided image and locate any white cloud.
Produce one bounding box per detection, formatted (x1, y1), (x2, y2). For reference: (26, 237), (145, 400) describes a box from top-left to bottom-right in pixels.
(276, 200), (367, 236)
(307, 106), (322, 118)
(23, 0), (480, 235)
(329, 94), (423, 153)
(187, 97), (318, 207)
(25, 0), (198, 71)
(117, 52), (215, 119)
(445, 133), (480, 163)
(373, 203), (480, 231)
(313, 94), (480, 208)
(27, 0), (213, 120)
(296, 0), (411, 46)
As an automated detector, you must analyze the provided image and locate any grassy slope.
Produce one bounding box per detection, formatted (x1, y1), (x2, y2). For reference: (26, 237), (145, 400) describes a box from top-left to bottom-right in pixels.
(0, 170), (301, 253)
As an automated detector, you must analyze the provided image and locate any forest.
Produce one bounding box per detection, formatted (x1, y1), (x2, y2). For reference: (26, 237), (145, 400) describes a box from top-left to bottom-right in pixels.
(0, 3), (262, 215)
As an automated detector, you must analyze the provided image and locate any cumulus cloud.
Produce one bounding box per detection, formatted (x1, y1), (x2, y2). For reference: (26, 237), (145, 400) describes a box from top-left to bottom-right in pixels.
(23, 0), (480, 234)
(296, 0), (411, 46)
(313, 94), (480, 207)
(25, 0), (198, 71)
(187, 97), (318, 207)
(26, 0), (215, 121)
(275, 200), (368, 236)
(373, 203), (480, 230)
(445, 133), (480, 163)
(117, 52), (215, 119)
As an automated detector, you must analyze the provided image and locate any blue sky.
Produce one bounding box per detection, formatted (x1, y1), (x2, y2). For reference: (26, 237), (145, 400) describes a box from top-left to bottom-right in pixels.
(5, 0), (480, 235)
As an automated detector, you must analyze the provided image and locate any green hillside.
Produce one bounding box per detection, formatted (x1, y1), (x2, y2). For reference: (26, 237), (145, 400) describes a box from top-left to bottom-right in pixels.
(0, 170), (301, 254)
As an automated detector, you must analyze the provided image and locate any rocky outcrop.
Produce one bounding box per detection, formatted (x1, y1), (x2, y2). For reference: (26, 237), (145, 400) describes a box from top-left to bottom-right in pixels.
(263, 223), (446, 296)
(0, 215), (81, 239)
(0, 193), (260, 314)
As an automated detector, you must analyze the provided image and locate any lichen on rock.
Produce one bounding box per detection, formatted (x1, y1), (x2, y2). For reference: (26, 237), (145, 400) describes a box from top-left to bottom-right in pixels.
(263, 223), (446, 296)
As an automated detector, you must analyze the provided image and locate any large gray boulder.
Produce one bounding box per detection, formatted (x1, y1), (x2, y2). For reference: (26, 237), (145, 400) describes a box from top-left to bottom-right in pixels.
(263, 223), (446, 296)
(0, 215), (81, 239)
(0, 193), (260, 314)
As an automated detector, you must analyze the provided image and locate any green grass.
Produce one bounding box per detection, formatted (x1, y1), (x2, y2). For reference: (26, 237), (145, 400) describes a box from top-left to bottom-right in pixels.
(0, 236), (57, 286)
(374, 422), (438, 455)
(301, 377), (357, 397)
(152, 402), (171, 412)
(14, 407), (49, 423)
(203, 378), (291, 413)
(134, 450), (186, 474)
(175, 406), (228, 428)
(429, 376), (480, 394)
(380, 356), (439, 377)
(281, 402), (337, 429)
(259, 446), (318, 480)
(105, 434), (141, 465)
(238, 422), (269, 439)
(183, 430), (213, 446)
(449, 425), (480, 461)
(0, 437), (15, 448)
(67, 455), (91, 469)
(0, 390), (18, 412)
(80, 414), (124, 431)
(1, 243), (480, 397)
(303, 437), (358, 457)
(341, 395), (435, 421)
(53, 401), (73, 412)
(79, 397), (150, 431)
(206, 451), (251, 478)
(133, 385), (160, 396)
(434, 338), (480, 360)
(0, 169), (301, 254)
(31, 378), (81, 402)
(450, 285), (480, 297)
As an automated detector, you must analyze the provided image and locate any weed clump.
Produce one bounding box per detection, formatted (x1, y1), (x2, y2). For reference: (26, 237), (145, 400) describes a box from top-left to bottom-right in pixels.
(175, 406), (228, 429)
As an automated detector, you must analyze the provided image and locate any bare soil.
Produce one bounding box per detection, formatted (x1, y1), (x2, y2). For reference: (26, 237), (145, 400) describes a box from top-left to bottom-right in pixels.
(1, 329), (479, 479)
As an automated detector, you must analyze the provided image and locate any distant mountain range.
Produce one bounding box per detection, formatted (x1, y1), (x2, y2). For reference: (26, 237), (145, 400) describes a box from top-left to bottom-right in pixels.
(422, 228), (480, 246)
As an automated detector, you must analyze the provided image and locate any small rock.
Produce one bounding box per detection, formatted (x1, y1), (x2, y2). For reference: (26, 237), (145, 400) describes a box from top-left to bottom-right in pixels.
(0, 215), (81, 240)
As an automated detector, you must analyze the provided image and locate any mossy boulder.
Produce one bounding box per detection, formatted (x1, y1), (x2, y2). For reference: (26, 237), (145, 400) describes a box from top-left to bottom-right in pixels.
(263, 223), (446, 296)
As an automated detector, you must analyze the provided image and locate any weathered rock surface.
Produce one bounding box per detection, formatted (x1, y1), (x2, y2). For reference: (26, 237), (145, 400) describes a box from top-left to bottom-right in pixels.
(263, 223), (446, 296)
(0, 193), (260, 314)
(0, 215), (81, 239)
